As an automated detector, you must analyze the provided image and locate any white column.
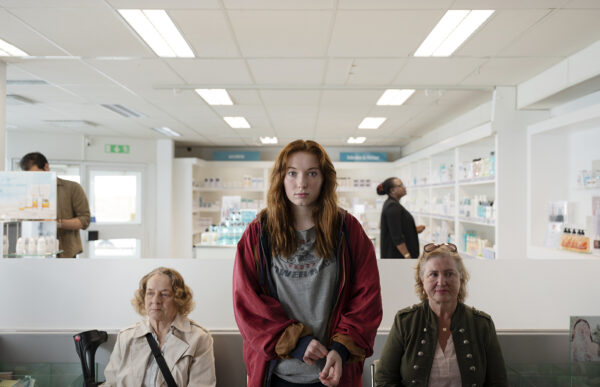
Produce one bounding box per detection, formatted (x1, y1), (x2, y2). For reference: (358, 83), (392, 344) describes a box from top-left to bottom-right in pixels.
(492, 87), (548, 259)
(156, 139), (174, 257)
(0, 62), (6, 171)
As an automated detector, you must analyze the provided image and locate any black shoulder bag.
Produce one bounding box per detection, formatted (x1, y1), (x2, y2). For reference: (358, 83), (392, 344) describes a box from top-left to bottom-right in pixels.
(145, 333), (178, 387)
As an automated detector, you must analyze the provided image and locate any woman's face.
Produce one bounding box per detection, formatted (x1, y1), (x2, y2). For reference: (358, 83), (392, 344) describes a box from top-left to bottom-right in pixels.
(422, 256), (461, 305)
(284, 151), (323, 210)
(574, 321), (591, 341)
(390, 178), (406, 199)
(145, 274), (178, 324)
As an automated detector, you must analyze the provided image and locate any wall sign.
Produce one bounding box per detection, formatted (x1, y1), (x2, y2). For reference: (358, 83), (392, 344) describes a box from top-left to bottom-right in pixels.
(105, 144), (130, 154)
(213, 151), (260, 161)
(340, 152), (387, 162)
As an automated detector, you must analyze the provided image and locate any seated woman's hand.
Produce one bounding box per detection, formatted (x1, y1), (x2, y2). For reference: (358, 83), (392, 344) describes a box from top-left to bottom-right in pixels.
(303, 339), (328, 365)
(319, 350), (342, 386)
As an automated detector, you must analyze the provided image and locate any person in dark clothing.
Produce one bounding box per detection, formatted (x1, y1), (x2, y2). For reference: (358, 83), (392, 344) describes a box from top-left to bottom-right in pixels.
(377, 177), (425, 258)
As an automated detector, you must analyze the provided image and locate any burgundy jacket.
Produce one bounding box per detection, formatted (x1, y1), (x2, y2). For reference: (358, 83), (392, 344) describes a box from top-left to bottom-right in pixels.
(233, 211), (383, 387)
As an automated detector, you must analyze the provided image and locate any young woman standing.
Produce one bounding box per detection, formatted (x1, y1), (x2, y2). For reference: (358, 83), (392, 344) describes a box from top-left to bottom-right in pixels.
(233, 140), (382, 387)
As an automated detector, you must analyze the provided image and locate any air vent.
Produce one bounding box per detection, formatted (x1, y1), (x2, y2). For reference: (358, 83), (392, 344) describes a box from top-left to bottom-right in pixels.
(7, 79), (48, 86)
(101, 104), (144, 118)
(6, 94), (36, 105)
(44, 120), (98, 128)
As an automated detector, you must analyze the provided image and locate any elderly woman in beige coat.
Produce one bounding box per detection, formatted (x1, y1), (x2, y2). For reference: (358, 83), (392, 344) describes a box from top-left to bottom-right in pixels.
(102, 267), (216, 387)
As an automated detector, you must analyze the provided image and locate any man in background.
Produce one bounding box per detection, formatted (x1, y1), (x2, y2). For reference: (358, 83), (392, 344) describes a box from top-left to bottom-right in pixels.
(20, 152), (91, 258)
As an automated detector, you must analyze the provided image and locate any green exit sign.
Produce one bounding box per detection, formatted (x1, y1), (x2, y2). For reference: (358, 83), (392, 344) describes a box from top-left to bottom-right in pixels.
(105, 144), (130, 154)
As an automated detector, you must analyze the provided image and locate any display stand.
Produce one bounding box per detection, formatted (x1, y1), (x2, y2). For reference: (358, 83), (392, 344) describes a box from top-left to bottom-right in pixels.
(394, 123), (498, 259)
(526, 103), (600, 259)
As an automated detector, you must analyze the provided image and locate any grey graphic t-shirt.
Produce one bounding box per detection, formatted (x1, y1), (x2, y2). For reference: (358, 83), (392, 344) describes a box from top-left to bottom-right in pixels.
(271, 227), (338, 384)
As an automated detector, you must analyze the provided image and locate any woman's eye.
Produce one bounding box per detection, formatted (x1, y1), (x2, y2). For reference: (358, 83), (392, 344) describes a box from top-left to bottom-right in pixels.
(161, 292), (170, 297)
(308, 171), (318, 177)
(287, 171), (296, 177)
(146, 292), (154, 297)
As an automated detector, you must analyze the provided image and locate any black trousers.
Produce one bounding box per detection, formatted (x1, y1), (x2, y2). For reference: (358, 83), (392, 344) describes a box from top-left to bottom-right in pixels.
(270, 374), (325, 387)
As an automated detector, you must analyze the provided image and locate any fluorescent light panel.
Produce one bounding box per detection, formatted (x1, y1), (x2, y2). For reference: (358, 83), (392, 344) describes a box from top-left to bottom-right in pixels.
(377, 89), (415, 106)
(414, 10), (494, 57)
(195, 89), (233, 105)
(358, 117), (386, 129)
(0, 39), (28, 56)
(119, 9), (194, 58)
(260, 136), (278, 144)
(224, 117), (251, 129)
(101, 104), (144, 118)
(152, 126), (181, 137)
(347, 137), (366, 144)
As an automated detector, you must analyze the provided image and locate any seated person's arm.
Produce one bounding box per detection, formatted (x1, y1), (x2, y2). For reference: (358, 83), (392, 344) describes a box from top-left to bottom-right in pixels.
(188, 332), (217, 387)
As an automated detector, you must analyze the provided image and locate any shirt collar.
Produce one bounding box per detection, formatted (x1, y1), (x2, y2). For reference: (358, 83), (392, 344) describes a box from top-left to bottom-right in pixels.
(134, 313), (191, 338)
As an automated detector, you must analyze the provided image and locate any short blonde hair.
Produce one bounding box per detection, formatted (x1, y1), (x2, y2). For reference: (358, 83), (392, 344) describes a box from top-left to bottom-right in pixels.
(131, 267), (195, 316)
(414, 246), (470, 303)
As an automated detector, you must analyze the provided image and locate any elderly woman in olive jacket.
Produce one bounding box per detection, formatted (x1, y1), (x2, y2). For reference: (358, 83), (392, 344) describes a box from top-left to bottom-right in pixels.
(375, 244), (507, 387)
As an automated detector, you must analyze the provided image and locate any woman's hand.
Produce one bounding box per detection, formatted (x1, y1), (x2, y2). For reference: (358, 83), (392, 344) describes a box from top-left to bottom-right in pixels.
(416, 225), (426, 233)
(319, 350), (342, 386)
(303, 339), (328, 365)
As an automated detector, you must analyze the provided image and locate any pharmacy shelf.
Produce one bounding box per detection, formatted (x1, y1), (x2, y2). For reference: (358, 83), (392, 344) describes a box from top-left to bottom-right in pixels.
(458, 177), (496, 186)
(458, 217), (496, 227)
(193, 208), (220, 214)
(429, 181), (455, 189)
(194, 187), (265, 192)
(430, 214), (455, 222)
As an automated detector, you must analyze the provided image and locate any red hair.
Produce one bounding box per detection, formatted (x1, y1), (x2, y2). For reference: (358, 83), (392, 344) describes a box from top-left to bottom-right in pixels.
(260, 140), (339, 258)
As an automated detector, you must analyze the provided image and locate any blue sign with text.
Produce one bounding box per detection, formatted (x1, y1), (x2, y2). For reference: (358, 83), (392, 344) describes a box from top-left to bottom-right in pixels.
(213, 151), (260, 161)
(340, 152), (387, 162)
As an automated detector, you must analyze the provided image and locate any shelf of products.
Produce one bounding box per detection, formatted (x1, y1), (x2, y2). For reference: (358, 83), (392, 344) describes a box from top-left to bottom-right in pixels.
(174, 158), (395, 258)
(527, 103), (600, 259)
(396, 132), (497, 259)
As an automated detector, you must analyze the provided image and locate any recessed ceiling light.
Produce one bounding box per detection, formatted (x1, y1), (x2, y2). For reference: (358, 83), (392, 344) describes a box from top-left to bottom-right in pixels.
(119, 9), (194, 58)
(0, 39), (29, 57)
(6, 94), (36, 105)
(101, 104), (144, 118)
(414, 10), (494, 57)
(152, 126), (181, 137)
(347, 137), (366, 144)
(358, 117), (386, 129)
(224, 117), (251, 129)
(259, 136), (278, 144)
(377, 89), (415, 106)
(195, 89), (233, 105)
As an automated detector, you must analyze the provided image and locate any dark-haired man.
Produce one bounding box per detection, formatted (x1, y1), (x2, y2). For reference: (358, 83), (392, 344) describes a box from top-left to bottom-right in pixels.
(20, 152), (90, 258)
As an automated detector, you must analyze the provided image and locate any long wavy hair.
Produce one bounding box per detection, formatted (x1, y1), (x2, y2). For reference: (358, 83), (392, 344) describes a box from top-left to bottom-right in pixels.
(260, 140), (339, 259)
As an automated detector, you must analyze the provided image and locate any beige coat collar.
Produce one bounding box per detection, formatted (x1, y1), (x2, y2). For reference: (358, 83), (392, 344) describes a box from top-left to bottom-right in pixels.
(130, 314), (192, 384)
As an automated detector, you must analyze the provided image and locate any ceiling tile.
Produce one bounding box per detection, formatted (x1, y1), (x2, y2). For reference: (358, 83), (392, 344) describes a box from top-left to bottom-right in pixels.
(228, 10), (333, 57)
(264, 106), (318, 131)
(500, 9), (600, 57)
(247, 59), (326, 84)
(224, 0), (335, 9)
(14, 60), (115, 86)
(0, 9), (69, 56)
(461, 58), (561, 86)
(346, 59), (406, 85)
(451, 0), (567, 8)
(456, 10), (551, 57)
(338, 0), (453, 9)
(165, 59), (253, 84)
(169, 10), (239, 57)
(8, 6), (152, 57)
(107, 0), (220, 8)
(393, 58), (486, 86)
(324, 59), (353, 85)
(86, 59), (183, 89)
(320, 90), (381, 106)
(259, 90), (320, 105)
(328, 10), (443, 57)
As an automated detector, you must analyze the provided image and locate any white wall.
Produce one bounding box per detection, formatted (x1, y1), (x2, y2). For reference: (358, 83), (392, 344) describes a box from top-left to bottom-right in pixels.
(1, 257), (599, 332)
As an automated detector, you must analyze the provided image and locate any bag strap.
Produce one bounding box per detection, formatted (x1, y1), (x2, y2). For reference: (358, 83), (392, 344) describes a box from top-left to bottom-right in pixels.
(145, 333), (178, 387)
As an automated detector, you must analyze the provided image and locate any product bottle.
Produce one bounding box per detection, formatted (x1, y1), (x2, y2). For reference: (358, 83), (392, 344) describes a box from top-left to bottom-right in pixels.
(490, 151), (495, 176)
